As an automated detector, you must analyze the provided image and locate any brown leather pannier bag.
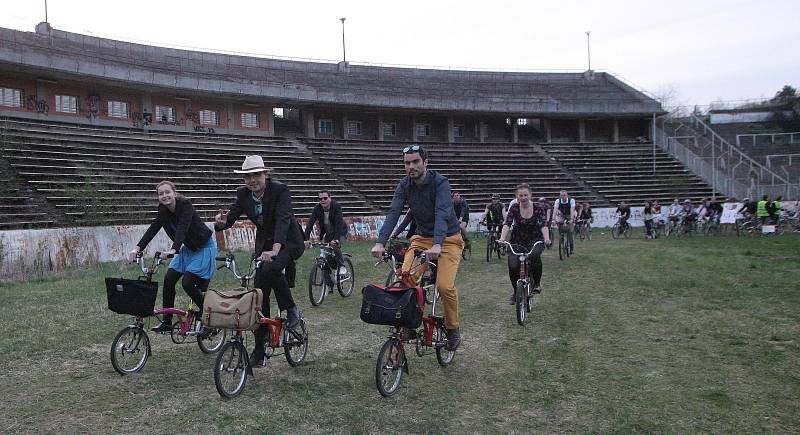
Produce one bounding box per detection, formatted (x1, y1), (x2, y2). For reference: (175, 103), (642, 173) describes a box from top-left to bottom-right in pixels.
(202, 288), (263, 331)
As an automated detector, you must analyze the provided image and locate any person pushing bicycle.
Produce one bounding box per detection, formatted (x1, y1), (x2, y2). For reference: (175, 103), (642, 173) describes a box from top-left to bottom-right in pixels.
(500, 183), (551, 303)
(370, 145), (465, 351)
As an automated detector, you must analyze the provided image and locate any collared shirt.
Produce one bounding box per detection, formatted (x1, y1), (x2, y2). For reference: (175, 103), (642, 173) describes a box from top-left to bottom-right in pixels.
(378, 169), (461, 246)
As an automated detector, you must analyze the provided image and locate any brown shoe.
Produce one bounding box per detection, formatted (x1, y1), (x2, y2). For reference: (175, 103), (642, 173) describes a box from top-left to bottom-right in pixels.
(445, 328), (461, 351)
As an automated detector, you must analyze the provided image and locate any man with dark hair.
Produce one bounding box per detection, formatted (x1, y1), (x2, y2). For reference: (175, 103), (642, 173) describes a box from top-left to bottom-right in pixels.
(214, 155), (305, 366)
(482, 193), (506, 235)
(371, 145), (464, 351)
(304, 190), (349, 286)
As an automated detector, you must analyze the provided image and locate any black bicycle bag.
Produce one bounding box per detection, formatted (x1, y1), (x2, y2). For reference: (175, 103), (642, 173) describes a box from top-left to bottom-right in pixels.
(105, 277), (158, 317)
(360, 284), (423, 329)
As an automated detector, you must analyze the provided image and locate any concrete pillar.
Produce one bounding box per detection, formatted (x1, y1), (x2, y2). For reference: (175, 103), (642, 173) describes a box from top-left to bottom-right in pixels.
(265, 107), (274, 136)
(578, 119), (586, 142)
(226, 102), (235, 132)
(447, 117), (455, 143)
(302, 109), (315, 138)
(377, 115), (384, 141)
(342, 114), (349, 139)
(411, 115), (417, 142)
(511, 118), (519, 143)
(542, 119), (552, 143)
(612, 119), (620, 142)
(479, 120), (487, 143)
(184, 100), (194, 132)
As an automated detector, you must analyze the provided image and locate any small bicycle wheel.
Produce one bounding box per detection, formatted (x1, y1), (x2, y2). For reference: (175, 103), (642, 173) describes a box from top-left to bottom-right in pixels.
(525, 283), (533, 313)
(308, 263), (326, 307)
(170, 321), (187, 344)
(214, 340), (249, 399)
(486, 235), (494, 262)
(586, 225), (592, 241)
(110, 326), (150, 375)
(611, 224), (620, 239)
(461, 244), (472, 261)
(284, 319), (309, 367)
(515, 281), (526, 325)
(197, 324), (228, 354)
(337, 257), (355, 297)
(558, 237), (566, 261)
(435, 324), (456, 366)
(623, 225), (632, 238)
(375, 339), (405, 397)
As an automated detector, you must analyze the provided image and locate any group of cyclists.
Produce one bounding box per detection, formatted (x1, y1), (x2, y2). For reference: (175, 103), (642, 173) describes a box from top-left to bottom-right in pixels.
(126, 145), (795, 377)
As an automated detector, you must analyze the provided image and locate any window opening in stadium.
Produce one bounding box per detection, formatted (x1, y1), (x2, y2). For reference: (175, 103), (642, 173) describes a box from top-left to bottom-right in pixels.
(55, 95), (79, 113)
(199, 109), (218, 125)
(107, 101), (128, 118)
(0, 87), (22, 107)
(318, 119), (334, 135)
(517, 118), (529, 126)
(453, 124), (464, 138)
(347, 121), (362, 136)
(416, 123), (432, 137)
(155, 105), (176, 124)
(273, 107), (285, 118)
(383, 122), (397, 137)
(241, 112), (259, 128)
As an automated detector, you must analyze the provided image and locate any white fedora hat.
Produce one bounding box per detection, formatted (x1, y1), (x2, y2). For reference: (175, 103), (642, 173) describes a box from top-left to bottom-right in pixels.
(234, 155), (269, 174)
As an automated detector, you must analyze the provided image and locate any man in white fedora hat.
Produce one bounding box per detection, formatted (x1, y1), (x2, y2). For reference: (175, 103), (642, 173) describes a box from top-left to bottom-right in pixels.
(214, 155), (305, 366)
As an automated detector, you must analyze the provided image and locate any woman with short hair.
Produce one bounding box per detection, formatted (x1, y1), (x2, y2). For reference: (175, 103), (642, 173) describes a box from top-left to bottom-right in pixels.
(128, 180), (217, 334)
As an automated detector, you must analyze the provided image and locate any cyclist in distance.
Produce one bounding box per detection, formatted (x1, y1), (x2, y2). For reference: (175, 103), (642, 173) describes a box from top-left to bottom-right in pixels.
(553, 191), (576, 252)
(304, 190), (349, 277)
(500, 183), (551, 303)
(371, 145), (465, 351)
(452, 190), (471, 251)
(128, 180), (217, 336)
(481, 193), (506, 235)
(616, 201), (632, 231)
(214, 155), (306, 366)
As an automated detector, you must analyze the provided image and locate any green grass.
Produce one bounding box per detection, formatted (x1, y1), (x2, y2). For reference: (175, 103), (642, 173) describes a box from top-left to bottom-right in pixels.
(1, 233), (799, 433)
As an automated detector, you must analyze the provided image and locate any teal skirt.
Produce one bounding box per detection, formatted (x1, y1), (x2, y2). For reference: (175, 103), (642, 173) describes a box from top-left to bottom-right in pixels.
(169, 235), (217, 280)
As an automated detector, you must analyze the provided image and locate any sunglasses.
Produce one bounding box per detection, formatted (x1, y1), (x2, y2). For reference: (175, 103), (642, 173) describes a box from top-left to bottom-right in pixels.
(319, 196), (330, 201)
(402, 145), (422, 153)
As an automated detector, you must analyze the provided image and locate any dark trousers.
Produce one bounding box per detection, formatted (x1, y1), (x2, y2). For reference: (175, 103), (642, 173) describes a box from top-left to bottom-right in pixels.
(507, 242), (545, 291)
(162, 268), (208, 317)
(253, 248), (296, 319)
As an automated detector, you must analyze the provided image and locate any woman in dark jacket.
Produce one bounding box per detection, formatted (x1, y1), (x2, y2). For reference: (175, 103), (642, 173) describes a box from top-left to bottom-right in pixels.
(128, 180), (217, 333)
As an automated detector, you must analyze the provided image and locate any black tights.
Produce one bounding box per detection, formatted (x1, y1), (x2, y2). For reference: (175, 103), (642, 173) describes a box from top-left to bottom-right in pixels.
(162, 268), (208, 317)
(507, 243), (544, 291)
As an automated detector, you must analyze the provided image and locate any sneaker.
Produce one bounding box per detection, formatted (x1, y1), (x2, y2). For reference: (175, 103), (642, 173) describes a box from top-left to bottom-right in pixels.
(445, 328), (461, 351)
(285, 306), (301, 330)
(151, 319), (172, 333)
(337, 266), (350, 280)
(532, 285), (542, 294)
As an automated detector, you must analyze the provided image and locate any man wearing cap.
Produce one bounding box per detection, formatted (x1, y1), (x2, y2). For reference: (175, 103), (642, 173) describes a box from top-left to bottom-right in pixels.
(371, 145), (464, 351)
(214, 155), (305, 366)
(481, 193), (506, 236)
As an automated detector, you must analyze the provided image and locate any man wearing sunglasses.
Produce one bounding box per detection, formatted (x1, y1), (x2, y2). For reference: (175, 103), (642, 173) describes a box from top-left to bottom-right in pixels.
(304, 190), (349, 283)
(371, 145), (465, 351)
(214, 155), (305, 366)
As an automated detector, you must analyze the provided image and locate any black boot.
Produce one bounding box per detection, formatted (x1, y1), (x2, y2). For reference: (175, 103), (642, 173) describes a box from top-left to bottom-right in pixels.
(249, 325), (268, 367)
(151, 315), (173, 333)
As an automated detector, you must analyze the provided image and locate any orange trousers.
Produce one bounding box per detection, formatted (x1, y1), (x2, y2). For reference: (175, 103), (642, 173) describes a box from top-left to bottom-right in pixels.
(402, 233), (464, 329)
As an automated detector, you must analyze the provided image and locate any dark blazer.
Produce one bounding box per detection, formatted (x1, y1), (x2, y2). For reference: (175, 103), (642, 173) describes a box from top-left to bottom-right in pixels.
(137, 196), (212, 252)
(304, 200), (348, 242)
(215, 180), (304, 259)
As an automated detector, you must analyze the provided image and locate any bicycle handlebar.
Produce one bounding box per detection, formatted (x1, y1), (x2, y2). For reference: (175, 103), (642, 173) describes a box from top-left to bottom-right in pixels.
(215, 253), (262, 281)
(498, 240), (544, 257)
(133, 251), (173, 276)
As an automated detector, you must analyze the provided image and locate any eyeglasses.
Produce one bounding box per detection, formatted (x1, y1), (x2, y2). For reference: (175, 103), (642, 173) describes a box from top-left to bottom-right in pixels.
(402, 145), (421, 153)
(319, 197), (330, 201)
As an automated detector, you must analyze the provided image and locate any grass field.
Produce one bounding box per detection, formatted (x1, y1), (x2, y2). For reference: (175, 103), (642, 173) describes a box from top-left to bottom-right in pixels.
(1, 232), (799, 434)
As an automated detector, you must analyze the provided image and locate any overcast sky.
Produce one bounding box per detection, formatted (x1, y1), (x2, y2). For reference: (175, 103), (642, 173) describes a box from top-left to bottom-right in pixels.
(2, 0), (797, 108)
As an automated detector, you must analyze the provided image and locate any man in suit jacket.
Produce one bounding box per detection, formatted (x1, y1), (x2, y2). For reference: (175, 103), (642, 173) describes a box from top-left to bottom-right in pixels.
(215, 155), (304, 366)
(304, 190), (349, 272)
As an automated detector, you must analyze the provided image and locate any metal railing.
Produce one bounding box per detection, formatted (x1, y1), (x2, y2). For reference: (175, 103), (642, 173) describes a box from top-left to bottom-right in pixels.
(658, 116), (799, 199)
(736, 132), (800, 147)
